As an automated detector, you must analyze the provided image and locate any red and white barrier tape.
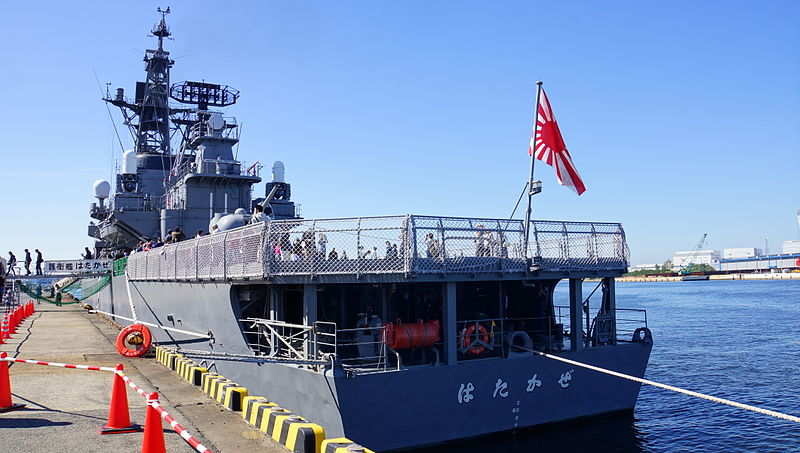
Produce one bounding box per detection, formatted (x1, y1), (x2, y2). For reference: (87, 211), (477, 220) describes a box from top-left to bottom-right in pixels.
(1, 352), (213, 452)
(115, 370), (150, 398)
(0, 357), (118, 372)
(125, 373), (214, 453)
(151, 399), (212, 453)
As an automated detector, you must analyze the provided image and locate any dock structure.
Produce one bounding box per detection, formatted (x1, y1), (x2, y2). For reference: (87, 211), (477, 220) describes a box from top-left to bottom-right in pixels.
(0, 305), (286, 453)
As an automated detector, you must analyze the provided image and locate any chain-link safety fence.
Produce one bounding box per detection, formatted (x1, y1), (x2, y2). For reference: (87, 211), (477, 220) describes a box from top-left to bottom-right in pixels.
(125, 215), (629, 281)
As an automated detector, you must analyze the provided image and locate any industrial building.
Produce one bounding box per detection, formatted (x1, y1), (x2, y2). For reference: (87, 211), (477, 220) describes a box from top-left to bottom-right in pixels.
(718, 253), (800, 272)
(672, 250), (720, 268)
(722, 248), (762, 259)
(716, 241), (800, 272)
(783, 240), (800, 254)
(648, 211), (800, 274)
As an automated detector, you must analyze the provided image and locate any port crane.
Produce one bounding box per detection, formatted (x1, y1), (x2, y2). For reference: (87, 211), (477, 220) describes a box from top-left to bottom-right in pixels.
(677, 233), (708, 274)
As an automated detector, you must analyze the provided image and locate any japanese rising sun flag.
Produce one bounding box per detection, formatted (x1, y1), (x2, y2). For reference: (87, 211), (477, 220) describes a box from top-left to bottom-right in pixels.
(527, 89), (586, 195)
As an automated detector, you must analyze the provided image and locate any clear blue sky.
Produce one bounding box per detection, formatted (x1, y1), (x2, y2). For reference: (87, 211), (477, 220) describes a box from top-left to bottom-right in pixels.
(0, 1), (798, 264)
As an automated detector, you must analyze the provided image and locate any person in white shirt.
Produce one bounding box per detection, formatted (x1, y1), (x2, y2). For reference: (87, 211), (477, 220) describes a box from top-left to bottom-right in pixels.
(250, 204), (269, 224)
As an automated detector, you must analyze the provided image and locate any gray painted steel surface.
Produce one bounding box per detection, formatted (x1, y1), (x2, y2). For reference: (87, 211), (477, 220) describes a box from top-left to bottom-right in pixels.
(85, 275), (651, 451)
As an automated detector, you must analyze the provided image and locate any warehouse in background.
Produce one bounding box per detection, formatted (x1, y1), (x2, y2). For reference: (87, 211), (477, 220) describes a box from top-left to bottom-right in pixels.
(655, 211), (800, 274)
(718, 241), (800, 273)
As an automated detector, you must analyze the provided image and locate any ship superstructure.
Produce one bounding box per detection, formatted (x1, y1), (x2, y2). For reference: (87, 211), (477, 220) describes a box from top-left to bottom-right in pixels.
(89, 8), (296, 253)
(83, 11), (653, 451)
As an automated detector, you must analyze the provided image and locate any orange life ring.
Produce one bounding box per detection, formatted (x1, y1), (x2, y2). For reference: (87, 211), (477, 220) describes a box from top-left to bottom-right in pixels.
(463, 323), (490, 355)
(115, 324), (153, 358)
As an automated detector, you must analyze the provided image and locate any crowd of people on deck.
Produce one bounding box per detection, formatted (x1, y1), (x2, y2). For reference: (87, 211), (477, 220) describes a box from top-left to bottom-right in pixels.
(118, 207), (511, 266)
(269, 230), (402, 263)
(131, 226), (188, 253)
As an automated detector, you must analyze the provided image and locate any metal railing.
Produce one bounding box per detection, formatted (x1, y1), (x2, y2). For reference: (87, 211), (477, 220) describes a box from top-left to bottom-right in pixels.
(316, 324), (402, 373)
(553, 305), (649, 346)
(125, 215), (630, 281)
(611, 308), (648, 342)
(239, 318), (399, 373)
(457, 316), (568, 359)
(240, 318), (317, 363)
(236, 308), (646, 374)
(186, 117), (240, 142)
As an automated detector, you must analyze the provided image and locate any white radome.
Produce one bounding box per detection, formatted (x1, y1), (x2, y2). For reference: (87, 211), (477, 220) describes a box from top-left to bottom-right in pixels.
(272, 161), (285, 183)
(122, 150), (137, 175)
(93, 180), (111, 200)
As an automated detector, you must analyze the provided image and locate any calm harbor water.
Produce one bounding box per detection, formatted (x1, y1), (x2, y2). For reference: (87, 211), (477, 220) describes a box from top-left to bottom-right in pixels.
(417, 280), (800, 452)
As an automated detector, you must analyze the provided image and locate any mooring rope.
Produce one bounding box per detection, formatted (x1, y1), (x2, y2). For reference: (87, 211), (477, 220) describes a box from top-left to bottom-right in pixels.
(532, 349), (800, 424)
(89, 309), (211, 339)
(123, 269), (138, 323)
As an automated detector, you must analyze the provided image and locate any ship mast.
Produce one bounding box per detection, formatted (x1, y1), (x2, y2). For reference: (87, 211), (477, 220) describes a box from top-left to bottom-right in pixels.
(107, 7), (174, 156)
(138, 7), (173, 155)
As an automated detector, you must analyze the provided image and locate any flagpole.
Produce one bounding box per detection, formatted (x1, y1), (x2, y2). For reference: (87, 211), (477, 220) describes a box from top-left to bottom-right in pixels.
(523, 81), (544, 259)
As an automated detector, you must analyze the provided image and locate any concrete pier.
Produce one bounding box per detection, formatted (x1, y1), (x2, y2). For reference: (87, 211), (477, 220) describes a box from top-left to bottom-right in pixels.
(0, 305), (285, 453)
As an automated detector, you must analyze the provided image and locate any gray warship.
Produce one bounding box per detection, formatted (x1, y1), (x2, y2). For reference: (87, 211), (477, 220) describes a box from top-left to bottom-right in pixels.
(83, 11), (653, 451)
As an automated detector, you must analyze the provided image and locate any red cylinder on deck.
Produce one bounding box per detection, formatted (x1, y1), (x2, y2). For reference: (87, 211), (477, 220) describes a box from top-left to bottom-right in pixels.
(384, 320), (441, 349)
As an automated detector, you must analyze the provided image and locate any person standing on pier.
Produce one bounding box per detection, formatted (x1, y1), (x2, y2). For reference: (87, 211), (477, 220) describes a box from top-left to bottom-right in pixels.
(35, 249), (43, 275)
(7, 251), (17, 276)
(24, 249), (32, 275)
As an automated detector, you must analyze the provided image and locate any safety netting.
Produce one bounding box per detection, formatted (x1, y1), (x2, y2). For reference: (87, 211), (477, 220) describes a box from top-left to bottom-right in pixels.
(19, 276), (111, 305)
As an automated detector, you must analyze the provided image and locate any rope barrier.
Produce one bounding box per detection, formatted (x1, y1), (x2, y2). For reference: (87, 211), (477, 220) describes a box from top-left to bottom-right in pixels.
(119, 371), (213, 453)
(151, 400), (212, 453)
(532, 350), (800, 424)
(114, 370), (150, 399)
(2, 355), (214, 452)
(0, 357), (117, 372)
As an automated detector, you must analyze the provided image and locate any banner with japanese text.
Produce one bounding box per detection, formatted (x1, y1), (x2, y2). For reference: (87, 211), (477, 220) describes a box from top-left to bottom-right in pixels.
(43, 259), (112, 275)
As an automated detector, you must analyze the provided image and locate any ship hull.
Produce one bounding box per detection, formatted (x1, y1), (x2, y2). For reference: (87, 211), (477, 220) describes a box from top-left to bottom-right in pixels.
(86, 276), (651, 451)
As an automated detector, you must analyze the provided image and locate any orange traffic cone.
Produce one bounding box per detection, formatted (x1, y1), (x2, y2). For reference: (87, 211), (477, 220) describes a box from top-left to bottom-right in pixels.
(9, 310), (16, 335)
(141, 392), (166, 453)
(0, 352), (25, 413)
(1, 315), (8, 340)
(100, 364), (141, 434)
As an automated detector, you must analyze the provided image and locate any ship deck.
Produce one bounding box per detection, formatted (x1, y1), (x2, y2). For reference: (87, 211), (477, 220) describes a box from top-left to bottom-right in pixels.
(125, 214), (630, 283)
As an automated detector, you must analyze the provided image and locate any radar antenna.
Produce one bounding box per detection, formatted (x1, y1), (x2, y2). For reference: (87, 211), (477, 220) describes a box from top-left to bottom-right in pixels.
(153, 7), (172, 49)
(105, 8), (175, 155)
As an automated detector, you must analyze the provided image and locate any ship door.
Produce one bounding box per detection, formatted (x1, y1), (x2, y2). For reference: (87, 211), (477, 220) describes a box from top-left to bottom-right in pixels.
(281, 286), (304, 325)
